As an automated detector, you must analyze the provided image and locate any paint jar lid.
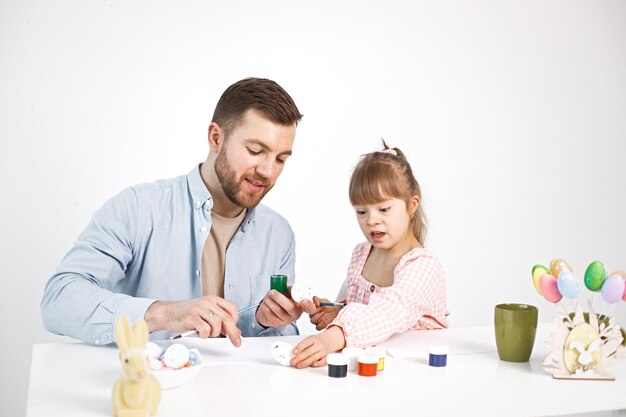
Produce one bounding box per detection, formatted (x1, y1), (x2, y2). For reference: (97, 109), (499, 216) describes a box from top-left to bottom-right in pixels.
(357, 353), (379, 365)
(364, 347), (386, 359)
(429, 345), (449, 355)
(341, 347), (364, 358)
(327, 353), (348, 366)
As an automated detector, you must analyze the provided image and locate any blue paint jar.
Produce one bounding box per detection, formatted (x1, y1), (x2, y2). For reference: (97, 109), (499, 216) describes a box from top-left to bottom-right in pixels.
(327, 353), (348, 378)
(428, 345), (449, 367)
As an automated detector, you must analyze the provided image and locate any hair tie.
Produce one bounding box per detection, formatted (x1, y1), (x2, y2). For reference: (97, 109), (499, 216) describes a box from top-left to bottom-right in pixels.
(382, 148), (397, 155)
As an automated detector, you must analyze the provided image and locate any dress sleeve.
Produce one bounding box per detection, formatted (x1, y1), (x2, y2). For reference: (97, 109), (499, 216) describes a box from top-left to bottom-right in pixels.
(331, 251), (445, 347)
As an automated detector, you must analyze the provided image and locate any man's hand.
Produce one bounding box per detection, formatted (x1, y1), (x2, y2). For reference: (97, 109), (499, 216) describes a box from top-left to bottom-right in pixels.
(144, 296), (242, 347)
(290, 326), (346, 368)
(256, 287), (317, 328)
(309, 296), (342, 330)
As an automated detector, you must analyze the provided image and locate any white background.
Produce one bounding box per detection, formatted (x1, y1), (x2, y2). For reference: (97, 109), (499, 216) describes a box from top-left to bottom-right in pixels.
(1, 1), (625, 416)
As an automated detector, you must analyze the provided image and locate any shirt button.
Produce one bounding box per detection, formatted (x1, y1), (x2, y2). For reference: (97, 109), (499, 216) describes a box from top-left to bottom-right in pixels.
(196, 270), (200, 276)
(200, 226), (208, 232)
(251, 323), (256, 329)
(370, 285), (375, 292)
(94, 339), (100, 345)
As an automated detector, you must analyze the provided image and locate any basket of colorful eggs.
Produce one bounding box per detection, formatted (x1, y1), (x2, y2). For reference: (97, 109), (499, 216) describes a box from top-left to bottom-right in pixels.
(146, 342), (203, 389)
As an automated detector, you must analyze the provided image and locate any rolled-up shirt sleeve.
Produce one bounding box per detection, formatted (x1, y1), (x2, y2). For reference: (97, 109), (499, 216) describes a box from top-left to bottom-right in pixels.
(41, 187), (155, 345)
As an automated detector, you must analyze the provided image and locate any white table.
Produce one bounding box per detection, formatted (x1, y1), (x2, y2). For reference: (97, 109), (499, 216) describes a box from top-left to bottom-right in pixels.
(27, 324), (626, 417)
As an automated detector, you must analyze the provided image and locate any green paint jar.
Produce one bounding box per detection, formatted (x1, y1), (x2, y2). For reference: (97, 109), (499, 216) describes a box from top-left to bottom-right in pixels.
(270, 275), (288, 294)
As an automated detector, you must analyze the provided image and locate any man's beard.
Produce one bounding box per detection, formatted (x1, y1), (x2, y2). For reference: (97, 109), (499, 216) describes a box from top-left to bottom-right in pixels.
(215, 149), (272, 209)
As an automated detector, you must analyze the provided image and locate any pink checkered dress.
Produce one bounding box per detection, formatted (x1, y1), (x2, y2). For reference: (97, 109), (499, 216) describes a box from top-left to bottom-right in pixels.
(332, 242), (448, 348)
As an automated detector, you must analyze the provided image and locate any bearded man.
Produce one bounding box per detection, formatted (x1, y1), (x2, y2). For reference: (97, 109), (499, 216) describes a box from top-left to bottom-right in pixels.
(42, 78), (315, 345)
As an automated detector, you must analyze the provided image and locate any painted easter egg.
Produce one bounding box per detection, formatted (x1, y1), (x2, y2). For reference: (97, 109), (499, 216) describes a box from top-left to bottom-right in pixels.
(270, 342), (294, 366)
(162, 344), (190, 369)
(539, 274), (562, 303)
(584, 261), (606, 292)
(557, 271), (580, 299)
(608, 271), (626, 301)
(290, 280), (313, 303)
(531, 265), (549, 295)
(563, 323), (602, 373)
(601, 274), (626, 304)
(550, 258), (573, 280)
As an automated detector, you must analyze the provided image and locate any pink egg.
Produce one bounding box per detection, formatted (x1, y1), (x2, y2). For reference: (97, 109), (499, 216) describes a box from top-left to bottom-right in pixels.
(539, 274), (562, 303)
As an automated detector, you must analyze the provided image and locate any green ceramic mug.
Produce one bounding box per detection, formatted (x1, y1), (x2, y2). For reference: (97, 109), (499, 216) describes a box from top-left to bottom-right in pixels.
(494, 303), (538, 362)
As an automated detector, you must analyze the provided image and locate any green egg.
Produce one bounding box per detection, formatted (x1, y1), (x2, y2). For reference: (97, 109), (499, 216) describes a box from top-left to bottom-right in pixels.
(584, 261), (606, 292)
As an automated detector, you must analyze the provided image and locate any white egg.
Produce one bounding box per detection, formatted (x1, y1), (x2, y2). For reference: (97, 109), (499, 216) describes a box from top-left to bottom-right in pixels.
(162, 344), (190, 369)
(291, 280), (313, 303)
(150, 358), (164, 370)
(270, 342), (294, 366)
(146, 342), (162, 360)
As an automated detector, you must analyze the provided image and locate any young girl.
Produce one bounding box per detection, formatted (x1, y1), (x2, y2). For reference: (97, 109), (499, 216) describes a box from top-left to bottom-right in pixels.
(290, 142), (448, 369)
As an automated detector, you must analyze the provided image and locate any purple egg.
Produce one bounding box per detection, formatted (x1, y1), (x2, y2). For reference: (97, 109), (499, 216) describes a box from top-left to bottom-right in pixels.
(601, 274), (626, 304)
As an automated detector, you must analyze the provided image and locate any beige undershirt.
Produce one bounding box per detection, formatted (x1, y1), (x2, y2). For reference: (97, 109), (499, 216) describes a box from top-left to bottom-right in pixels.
(201, 209), (247, 297)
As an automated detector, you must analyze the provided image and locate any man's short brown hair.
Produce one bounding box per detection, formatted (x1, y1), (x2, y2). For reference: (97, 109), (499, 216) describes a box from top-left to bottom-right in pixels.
(212, 78), (303, 135)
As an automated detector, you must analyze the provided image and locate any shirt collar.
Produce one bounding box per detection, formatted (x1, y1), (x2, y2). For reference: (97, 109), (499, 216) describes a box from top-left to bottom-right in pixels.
(187, 164), (257, 231)
(187, 164), (212, 210)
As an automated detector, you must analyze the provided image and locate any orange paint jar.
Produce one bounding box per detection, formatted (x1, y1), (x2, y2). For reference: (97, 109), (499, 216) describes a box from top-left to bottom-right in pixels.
(364, 347), (386, 371)
(357, 354), (378, 377)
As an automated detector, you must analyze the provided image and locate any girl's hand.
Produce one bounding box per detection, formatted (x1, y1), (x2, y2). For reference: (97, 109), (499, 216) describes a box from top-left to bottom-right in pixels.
(290, 326), (346, 368)
(309, 296), (342, 330)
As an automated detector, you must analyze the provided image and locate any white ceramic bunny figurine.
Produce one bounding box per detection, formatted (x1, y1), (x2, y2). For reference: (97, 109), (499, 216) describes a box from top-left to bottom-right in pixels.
(112, 315), (161, 417)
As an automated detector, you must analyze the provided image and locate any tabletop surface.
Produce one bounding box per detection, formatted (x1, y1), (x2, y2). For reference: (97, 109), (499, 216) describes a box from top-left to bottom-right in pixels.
(27, 324), (626, 417)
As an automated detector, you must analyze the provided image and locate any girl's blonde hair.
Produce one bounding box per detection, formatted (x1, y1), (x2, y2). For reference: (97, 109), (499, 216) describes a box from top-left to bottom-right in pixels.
(349, 140), (426, 245)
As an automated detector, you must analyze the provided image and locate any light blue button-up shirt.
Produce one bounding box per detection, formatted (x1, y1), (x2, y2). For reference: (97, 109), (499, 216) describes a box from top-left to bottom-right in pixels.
(41, 165), (298, 345)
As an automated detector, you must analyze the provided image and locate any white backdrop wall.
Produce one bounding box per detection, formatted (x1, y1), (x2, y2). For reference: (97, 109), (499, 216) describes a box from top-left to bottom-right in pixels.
(2, 1), (625, 415)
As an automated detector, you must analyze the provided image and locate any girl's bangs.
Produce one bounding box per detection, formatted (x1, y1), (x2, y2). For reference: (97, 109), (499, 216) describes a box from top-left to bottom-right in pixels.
(349, 164), (402, 206)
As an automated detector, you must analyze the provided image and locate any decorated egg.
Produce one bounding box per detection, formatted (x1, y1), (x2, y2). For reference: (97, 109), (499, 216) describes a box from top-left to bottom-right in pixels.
(188, 349), (200, 366)
(611, 270), (626, 278)
(539, 274), (562, 303)
(162, 344), (190, 369)
(609, 271), (626, 301)
(290, 280), (313, 303)
(269, 342), (294, 366)
(550, 258), (573, 280)
(601, 274), (626, 304)
(584, 261), (606, 291)
(563, 323), (602, 373)
(150, 358), (164, 370)
(557, 271), (580, 299)
(531, 265), (549, 295)
(146, 342), (162, 360)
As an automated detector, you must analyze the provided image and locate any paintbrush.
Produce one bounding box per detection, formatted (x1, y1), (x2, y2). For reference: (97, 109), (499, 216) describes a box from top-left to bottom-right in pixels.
(319, 302), (346, 307)
(170, 303), (260, 340)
